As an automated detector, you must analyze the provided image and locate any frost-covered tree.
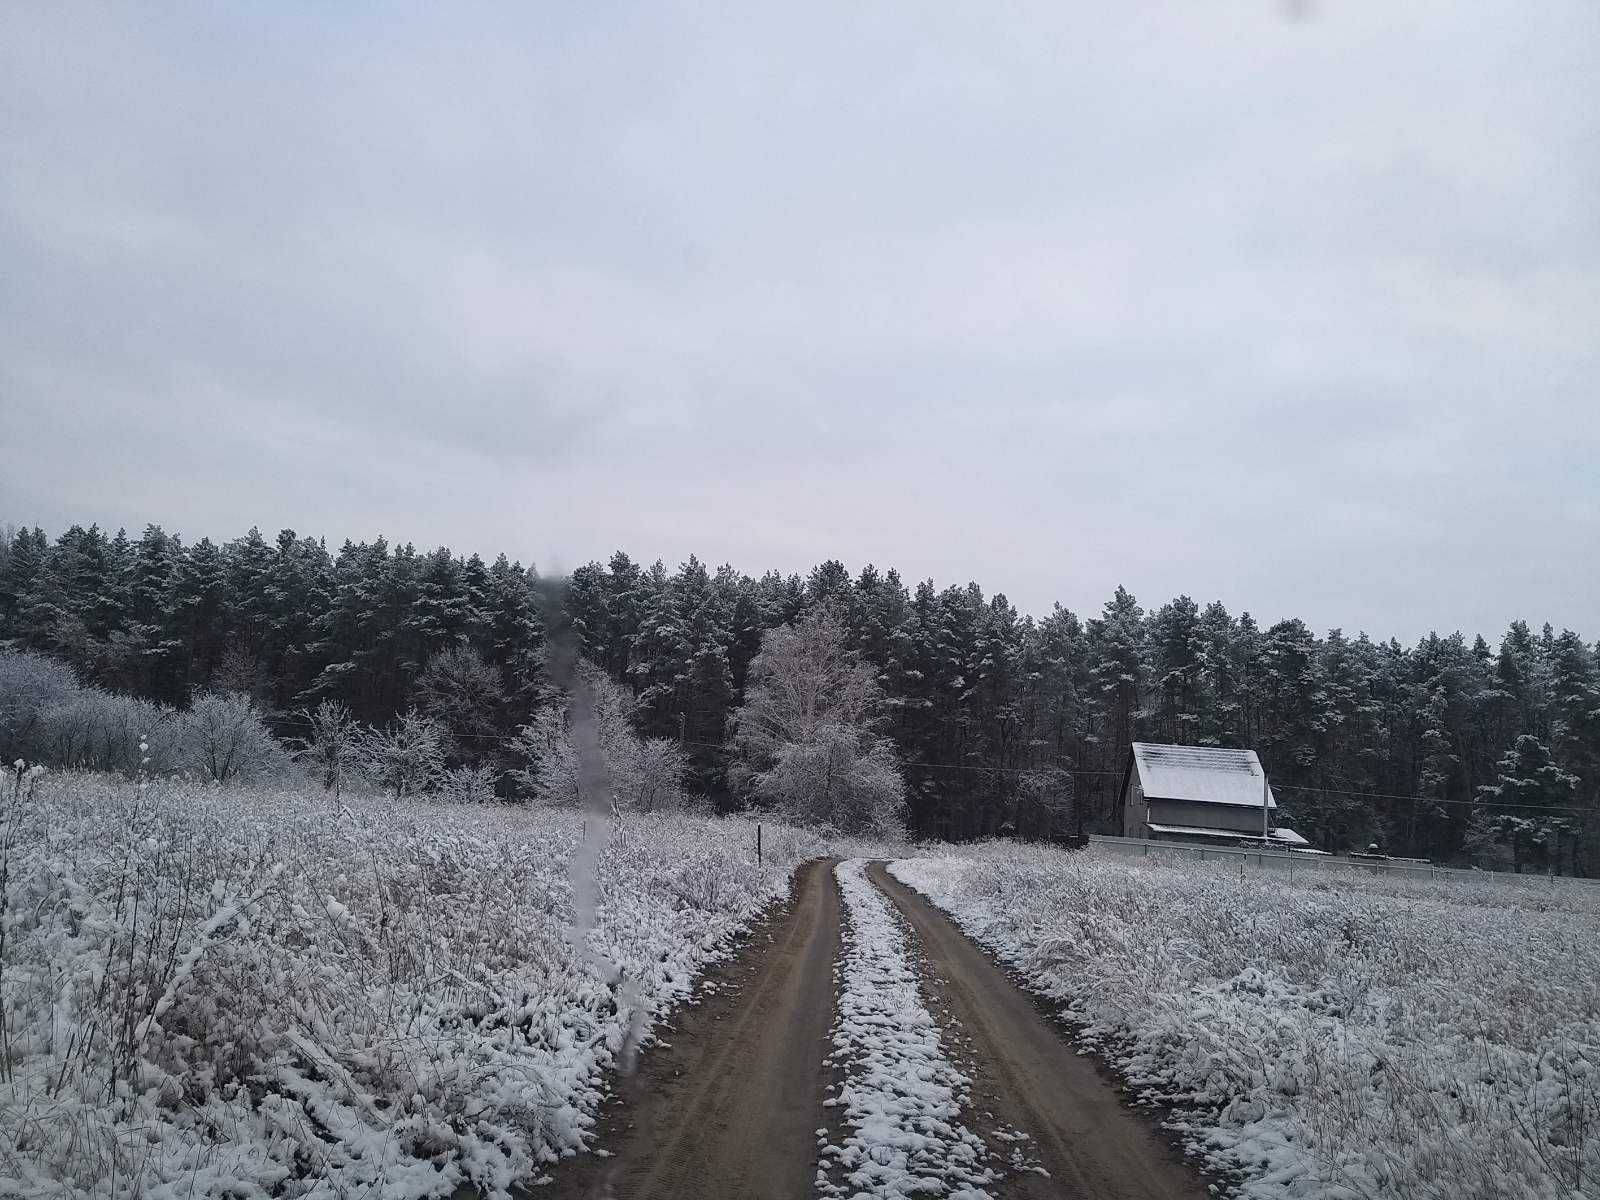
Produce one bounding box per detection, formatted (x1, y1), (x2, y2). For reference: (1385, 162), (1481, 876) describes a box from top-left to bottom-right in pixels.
(291, 698), (359, 794)
(177, 691), (288, 784)
(356, 709), (446, 798)
(731, 606), (905, 835)
(755, 723), (903, 834)
(413, 642), (507, 760)
(513, 666), (688, 812)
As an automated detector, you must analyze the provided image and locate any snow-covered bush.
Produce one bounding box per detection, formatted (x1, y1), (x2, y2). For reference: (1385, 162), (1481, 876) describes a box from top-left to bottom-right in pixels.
(0, 650), (82, 762)
(176, 690), (289, 783)
(513, 667), (690, 812)
(894, 846), (1600, 1200)
(0, 770), (833, 1198)
(437, 762), (501, 803)
(756, 722), (905, 836)
(355, 707), (447, 797)
(0, 659), (290, 784)
(34, 686), (181, 774)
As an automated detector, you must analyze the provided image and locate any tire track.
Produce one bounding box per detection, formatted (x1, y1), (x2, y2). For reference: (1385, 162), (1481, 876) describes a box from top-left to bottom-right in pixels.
(868, 861), (1209, 1200)
(545, 856), (840, 1200)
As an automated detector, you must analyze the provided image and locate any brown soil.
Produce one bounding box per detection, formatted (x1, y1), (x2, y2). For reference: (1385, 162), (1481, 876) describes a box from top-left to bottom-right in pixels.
(541, 857), (841, 1200)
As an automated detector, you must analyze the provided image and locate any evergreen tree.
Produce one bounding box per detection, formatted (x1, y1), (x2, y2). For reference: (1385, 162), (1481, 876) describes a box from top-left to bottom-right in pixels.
(1475, 735), (1578, 873)
(6, 514), (1599, 867)
(1148, 594), (1205, 744)
(1086, 586), (1144, 825)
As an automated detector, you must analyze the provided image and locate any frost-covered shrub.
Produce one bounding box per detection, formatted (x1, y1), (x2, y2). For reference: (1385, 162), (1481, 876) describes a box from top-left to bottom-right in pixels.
(666, 849), (762, 912)
(895, 846), (1600, 1200)
(12, 676), (289, 785)
(35, 687), (181, 774)
(176, 690), (289, 783)
(0, 650), (82, 762)
(436, 762), (501, 804)
(355, 708), (446, 797)
(754, 722), (905, 837)
(0, 771), (843, 1198)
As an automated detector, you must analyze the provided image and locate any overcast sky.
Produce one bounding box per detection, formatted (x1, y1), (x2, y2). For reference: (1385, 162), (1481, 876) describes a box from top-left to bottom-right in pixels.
(3, 3), (1596, 643)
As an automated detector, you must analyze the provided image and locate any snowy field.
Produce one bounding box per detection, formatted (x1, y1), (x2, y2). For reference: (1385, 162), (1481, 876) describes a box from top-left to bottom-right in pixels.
(0, 769), (842, 1199)
(892, 845), (1600, 1200)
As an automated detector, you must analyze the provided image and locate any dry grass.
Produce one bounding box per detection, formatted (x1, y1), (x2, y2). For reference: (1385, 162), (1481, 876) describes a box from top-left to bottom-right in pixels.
(900, 844), (1600, 1200)
(0, 769), (845, 1198)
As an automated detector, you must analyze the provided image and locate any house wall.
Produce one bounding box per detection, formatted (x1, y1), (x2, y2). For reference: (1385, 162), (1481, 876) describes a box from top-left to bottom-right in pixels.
(1148, 798), (1270, 835)
(1122, 771), (1147, 838)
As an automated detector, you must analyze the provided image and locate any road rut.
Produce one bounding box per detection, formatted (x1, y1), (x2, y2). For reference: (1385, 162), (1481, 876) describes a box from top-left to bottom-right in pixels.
(546, 856), (840, 1200)
(868, 861), (1209, 1200)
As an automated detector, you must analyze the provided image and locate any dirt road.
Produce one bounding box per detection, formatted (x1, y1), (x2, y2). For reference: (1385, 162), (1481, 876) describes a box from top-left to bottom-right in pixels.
(869, 862), (1209, 1200)
(549, 857), (1207, 1199)
(546, 857), (840, 1200)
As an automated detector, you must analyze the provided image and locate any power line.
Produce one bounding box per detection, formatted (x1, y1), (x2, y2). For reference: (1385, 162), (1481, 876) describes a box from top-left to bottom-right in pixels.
(679, 736), (1123, 777)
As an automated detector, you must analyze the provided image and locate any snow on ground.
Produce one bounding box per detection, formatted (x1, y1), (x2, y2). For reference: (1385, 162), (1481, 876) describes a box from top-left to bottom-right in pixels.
(817, 859), (998, 1200)
(0, 769), (854, 1199)
(892, 845), (1600, 1200)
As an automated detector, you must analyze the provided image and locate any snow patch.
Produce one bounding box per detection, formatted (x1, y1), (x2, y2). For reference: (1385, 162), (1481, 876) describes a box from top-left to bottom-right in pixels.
(818, 859), (998, 1199)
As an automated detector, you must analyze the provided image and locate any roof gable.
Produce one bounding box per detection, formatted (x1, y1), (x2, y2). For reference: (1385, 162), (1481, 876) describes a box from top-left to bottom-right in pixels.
(1132, 742), (1277, 809)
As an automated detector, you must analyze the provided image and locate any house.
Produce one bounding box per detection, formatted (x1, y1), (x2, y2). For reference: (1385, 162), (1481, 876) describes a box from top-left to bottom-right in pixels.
(1119, 741), (1312, 850)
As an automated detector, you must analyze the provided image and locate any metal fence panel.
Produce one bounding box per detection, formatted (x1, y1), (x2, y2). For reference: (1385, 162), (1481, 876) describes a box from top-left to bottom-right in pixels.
(1084, 834), (1600, 888)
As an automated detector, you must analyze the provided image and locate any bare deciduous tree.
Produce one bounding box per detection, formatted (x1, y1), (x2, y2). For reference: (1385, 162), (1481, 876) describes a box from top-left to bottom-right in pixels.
(178, 692), (287, 785)
(730, 606), (905, 835)
(356, 709), (446, 798)
(291, 699), (358, 795)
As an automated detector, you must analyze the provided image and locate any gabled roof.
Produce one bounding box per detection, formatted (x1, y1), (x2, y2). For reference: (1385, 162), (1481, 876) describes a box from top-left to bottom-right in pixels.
(1131, 742), (1277, 810)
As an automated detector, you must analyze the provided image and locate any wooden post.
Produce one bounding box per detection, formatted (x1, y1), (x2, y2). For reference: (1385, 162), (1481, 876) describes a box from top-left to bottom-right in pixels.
(757, 823), (762, 866)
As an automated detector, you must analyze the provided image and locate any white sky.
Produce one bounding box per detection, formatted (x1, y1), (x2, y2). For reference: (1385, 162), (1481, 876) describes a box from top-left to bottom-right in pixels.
(3, 2), (1596, 641)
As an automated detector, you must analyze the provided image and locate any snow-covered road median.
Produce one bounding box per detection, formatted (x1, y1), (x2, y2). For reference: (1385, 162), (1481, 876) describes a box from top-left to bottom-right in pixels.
(818, 859), (998, 1199)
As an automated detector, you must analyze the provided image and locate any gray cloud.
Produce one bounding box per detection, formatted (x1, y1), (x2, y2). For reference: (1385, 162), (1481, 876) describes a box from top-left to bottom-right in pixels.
(3, 1), (1596, 640)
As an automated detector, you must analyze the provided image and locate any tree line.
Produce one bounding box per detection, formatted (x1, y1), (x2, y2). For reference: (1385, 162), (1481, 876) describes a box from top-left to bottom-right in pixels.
(2, 522), (1597, 871)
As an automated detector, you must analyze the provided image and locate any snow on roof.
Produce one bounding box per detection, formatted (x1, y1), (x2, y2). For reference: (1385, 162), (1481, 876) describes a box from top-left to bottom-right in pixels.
(1132, 742), (1277, 810)
(1269, 826), (1310, 847)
